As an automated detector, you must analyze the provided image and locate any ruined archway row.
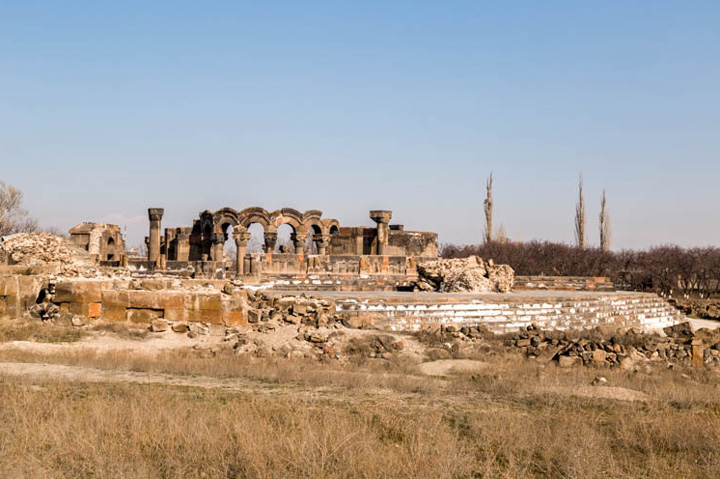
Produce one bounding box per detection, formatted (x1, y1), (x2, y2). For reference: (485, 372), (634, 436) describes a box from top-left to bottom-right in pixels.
(193, 207), (340, 265)
(203, 207), (340, 237)
(147, 206), (439, 278)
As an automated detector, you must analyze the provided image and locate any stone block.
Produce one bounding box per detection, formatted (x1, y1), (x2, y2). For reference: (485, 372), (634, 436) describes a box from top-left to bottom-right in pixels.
(150, 319), (169, 332)
(127, 308), (163, 324)
(592, 349), (607, 364)
(102, 307), (126, 322)
(88, 302), (102, 318)
(155, 292), (185, 310)
(52, 281), (75, 303)
(72, 282), (103, 303)
(199, 310), (223, 324)
(222, 310), (247, 326)
(125, 290), (160, 309)
(0, 276), (19, 297)
(197, 293), (222, 311)
(248, 310), (261, 323)
(101, 290), (131, 309)
(164, 309), (185, 322)
(140, 279), (169, 291)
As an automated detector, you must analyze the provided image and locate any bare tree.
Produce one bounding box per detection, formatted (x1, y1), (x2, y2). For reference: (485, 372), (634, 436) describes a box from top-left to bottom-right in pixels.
(574, 175), (586, 249)
(483, 172), (493, 243)
(495, 224), (509, 244)
(0, 180), (38, 236)
(599, 189), (611, 252)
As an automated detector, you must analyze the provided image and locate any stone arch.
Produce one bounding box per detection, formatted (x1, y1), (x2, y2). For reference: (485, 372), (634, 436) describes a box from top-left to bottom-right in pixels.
(273, 208), (303, 233)
(212, 207), (240, 233)
(302, 210), (325, 236)
(323, 218), (340, 236)
(105, 236), (117, 261)
(237, 207), (273, 231)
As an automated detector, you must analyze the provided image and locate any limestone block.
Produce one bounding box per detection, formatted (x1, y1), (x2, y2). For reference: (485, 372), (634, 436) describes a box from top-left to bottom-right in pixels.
(164, 309), (186, 322)
(197, 291), (222, 311)
(88, 302), (102, 318)
(155, 292), (185, 310)
(101, 290), (131, 309)
(222, 310), (247, 326)
(127, 308), (163, 324)
(102, 307), (126, 322)
(125, 290), (161, 309)
(0, 276), (19, 296)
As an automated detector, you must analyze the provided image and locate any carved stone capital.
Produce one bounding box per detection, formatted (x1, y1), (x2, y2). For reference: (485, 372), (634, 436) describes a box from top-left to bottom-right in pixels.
(148, 208), (165, 223)
(233, 231), (251, 247)
(211, 233), (225, 245)
(369, 210), (392, 225)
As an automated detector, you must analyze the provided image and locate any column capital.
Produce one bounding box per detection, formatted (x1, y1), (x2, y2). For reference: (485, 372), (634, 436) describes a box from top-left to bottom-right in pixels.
(369, 210), (393, 225)
(148, 208), (165, 222)
(211, 233), (225, 245)
(233, 231), (251, 247)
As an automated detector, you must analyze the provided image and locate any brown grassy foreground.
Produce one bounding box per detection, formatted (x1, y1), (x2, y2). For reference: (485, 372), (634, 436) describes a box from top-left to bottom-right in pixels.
(1, 321), (720, 478)
(0, 318), (84, 343)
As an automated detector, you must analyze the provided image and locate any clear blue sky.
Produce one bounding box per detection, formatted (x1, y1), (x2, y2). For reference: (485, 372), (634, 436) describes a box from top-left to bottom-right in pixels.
(1, 1), (719, 249)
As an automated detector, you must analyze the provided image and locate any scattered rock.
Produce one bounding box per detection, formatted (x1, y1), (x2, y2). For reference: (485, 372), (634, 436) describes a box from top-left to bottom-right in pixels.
(171, 323), (189, 333)
(150, 319), (169, 332)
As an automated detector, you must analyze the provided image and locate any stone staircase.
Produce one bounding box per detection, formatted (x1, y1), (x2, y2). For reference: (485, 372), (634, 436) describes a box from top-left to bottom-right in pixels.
(334, 293), (683, 333)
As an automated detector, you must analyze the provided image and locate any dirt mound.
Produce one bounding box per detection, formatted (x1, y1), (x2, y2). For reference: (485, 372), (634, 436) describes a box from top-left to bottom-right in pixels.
(416, 256), (514, 293)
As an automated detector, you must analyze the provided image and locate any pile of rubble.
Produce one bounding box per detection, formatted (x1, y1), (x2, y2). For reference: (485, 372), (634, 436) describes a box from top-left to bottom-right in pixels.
(0, 233), (94, 271)
(669, 297), (720, 320)
(140, 289), (360, 361)
(423, 321), (720, 369)
(416, 255), (514, 293)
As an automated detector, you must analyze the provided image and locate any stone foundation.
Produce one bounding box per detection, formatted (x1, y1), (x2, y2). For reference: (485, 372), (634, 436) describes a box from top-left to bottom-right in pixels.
(0, 272), (681, 334)
(273, 291), (682, 333)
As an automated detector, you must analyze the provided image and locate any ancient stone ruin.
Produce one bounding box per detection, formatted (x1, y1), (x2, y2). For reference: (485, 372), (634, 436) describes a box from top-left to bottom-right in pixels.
(139, 207), (439, 287)
(0, 204), (686, 351)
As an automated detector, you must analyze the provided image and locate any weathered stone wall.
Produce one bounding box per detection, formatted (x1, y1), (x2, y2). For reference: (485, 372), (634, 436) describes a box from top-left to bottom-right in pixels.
(0, 274), (45, 319)
(52, 279), (249, 326)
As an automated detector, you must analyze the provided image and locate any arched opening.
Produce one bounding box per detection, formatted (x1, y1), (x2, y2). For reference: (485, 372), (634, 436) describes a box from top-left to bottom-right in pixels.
(222, 224), (236, 273)
(275, 224), (295, 253)
(246, 223), (265, 253)
(329, 225), (339, 235)
(306, 224), (322, 255)
(201, 222), (213, 260)
(106, 237), (116, 261)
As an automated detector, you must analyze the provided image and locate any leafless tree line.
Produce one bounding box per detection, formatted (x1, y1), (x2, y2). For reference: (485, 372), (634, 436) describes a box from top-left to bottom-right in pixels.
(442, 240), (720, 296)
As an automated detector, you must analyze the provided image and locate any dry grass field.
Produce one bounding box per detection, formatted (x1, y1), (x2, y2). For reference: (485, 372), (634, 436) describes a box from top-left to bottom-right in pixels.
(1, 319), (720, 478)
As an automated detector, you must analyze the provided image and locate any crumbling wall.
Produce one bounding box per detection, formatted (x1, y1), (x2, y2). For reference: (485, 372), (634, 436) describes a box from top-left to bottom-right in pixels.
(0, 274), (45, 319)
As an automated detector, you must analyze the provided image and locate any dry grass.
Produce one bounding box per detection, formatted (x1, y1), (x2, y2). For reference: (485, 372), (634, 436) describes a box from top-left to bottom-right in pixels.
(0, 318), (84, 343)
(2, 339), (720, 477)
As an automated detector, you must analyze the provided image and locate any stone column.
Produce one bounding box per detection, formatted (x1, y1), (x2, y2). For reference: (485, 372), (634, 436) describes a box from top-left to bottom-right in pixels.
(316, 234), (330, 255)
(369, 210), (392, 255)
(176, 231), (191, 262)
(233, 231), (251, 277)
(264, 232), (278, 253)
(148, 208), (164, 266)
(293, 231), (306, 255)
(211, 233), (225, 262)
